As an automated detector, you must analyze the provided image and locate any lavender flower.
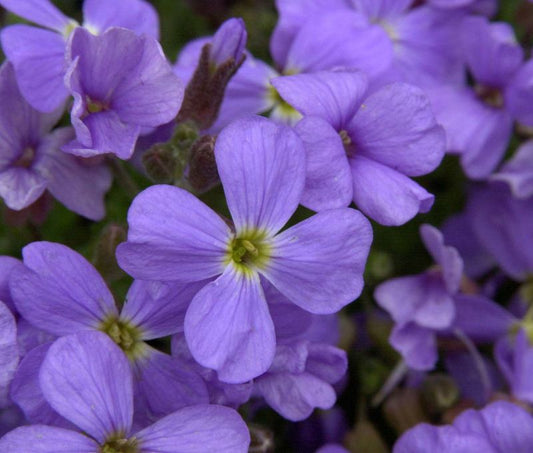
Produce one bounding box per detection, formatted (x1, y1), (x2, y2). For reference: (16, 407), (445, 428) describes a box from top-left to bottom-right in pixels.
(117, 116), (372, 383)
(9, 241), (209, 425)
(0, 62), (111, 220)
(429, 16), (533, 178)
(0, 0), (159, 112)
(63, 27), (183, 159)
(394, 401), (533, 452)
(273, 70), (445, 225)
(0, 331), (251, 452)
(375, 224), (508, 370)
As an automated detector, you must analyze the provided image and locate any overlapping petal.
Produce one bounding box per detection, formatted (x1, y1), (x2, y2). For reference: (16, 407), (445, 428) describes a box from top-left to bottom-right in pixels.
(40, 332), (133, 443)
(185, 266), (276, 383)
(10, 241), (117, 336)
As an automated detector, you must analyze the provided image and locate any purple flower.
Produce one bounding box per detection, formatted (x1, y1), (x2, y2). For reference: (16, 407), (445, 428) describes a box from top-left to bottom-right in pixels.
(375, 224), (509, 370)
(273, 70), (445, 225)
(9, 241), (209, 425)
(0, 62), (111, 220)
(0, 0), (159, 112)
(117, 116), (372, 383)
(429, 16), (533, 179)
(0, 331), (251, 452)
(273, 0), (464, 89)
(174, 8), (392, 131)
(63, 27), (183, 159)
(394, 400), (533, 452)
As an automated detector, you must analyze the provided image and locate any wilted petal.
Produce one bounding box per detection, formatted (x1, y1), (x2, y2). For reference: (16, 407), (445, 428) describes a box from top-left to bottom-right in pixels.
(137, 405), (250, 453)
(117, 185), (230, 282)
(264, 208), (372, 314)
(0, 425), (97, 452)
(350, 155), (434, 226)
(185, 267), (276, 383)
(215, 116), (305, 235)
(11, 242), (117, 336)
(40, 332), (133, 443)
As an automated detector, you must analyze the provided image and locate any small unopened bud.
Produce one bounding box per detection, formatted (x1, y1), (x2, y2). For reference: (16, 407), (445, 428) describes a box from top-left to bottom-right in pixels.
(383, 388), (429, 434)
(178, 19), (247, 130)
(93, 223), (127, 284)
(248, 424), (275, 453)
(143, 143), (180, 184)
(211, 18), (247, 67)
(187, 134), (219, 193)
(421, 374), (460, 417)
(143, 122), (199, 184)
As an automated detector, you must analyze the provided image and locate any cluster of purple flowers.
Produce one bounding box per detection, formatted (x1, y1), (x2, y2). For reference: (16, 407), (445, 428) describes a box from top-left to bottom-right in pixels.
(0, 0), (533, 451)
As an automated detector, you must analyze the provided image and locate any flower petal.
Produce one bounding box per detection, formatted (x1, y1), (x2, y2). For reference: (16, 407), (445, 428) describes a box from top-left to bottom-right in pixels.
(272, 71), (368, 130)
(10, 342), (69, 427)
(185, 267), (276, 383)
(82, 0), (159, 38)
(116, 185), (230, 282)
(121, 279), (207, 340)
(136, 405), (250, 453)
(0, 425), (98, 452)
(264, 208), (372, 314)
(131, 346), (208, 427)
(348, 83), (445, 177)
(40, 331), (133, 443)
(215, 116), (305, 235)
(37, 127), (112, 220)
(390, 323), (437, 371)
(0, 0), (71, 32)
(10, 241), (117, 336)
(294, 116), (353, 211)
(349, 155), (434, 226)
(1, 25), (68, 112)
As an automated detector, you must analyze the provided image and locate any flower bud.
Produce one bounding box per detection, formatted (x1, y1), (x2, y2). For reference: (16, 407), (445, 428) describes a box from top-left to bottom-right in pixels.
(93, 223), (127, 284)
(248, 424), (275, 453)
(421, 374), (460, 417)
(178, 18), (247, 129)
(187, 134), (219, 193)
(211, 18), (247, 67)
